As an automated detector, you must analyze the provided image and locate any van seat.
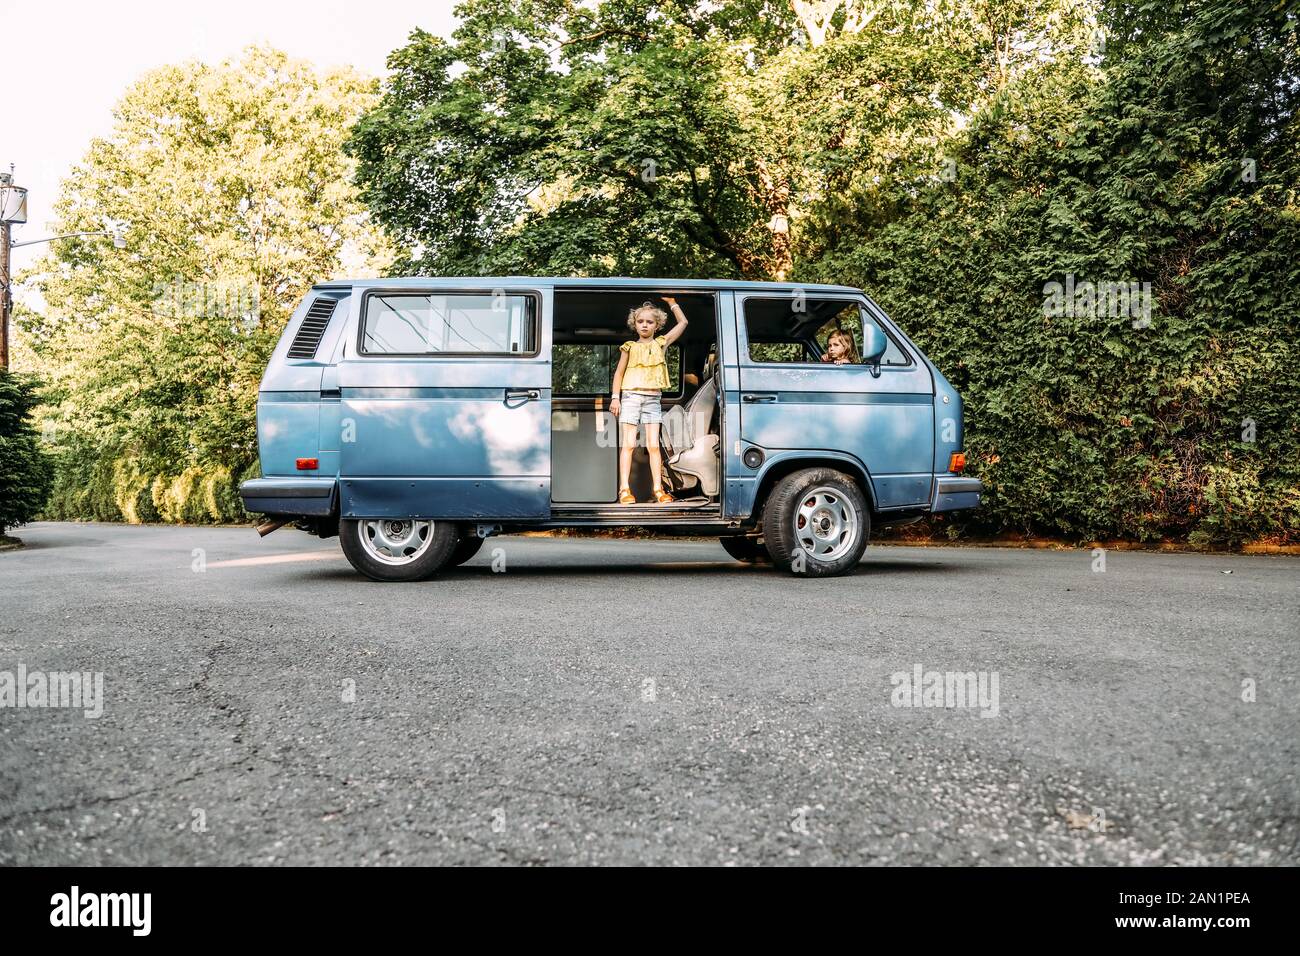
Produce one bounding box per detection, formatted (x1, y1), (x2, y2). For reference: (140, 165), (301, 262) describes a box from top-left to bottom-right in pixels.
(663, 371), (719, 497)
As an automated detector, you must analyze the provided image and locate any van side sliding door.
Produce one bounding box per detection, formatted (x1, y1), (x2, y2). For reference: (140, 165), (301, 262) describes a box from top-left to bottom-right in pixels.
(336, 286), (552, 520)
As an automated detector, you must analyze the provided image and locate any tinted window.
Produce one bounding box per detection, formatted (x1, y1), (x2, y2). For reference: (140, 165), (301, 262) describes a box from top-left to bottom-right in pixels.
(362, 292), (536, 355)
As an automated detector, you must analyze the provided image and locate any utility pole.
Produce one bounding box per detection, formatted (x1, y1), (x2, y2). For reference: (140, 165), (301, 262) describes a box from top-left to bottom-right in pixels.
(0, 214), (10, 371)
(0, 174), (12, 372)
(0, 165), (29, 373)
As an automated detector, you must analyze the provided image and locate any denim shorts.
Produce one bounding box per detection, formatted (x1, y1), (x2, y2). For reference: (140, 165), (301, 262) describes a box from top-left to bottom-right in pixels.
(618, 390), (663, 425)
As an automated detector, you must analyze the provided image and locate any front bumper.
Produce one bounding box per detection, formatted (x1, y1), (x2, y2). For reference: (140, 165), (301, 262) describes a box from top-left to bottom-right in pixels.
(239, 477), (337, 517)
(931, 476), (982, 513)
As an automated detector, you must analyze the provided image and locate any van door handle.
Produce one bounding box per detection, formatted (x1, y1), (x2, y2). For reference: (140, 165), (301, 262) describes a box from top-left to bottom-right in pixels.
(742, 393), (777, 403)
(505, 388), (541, 402)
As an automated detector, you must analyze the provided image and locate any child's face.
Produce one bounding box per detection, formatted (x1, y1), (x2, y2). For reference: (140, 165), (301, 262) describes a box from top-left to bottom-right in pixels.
(634, 311), (657, 338)
(827, 336), (847, 360)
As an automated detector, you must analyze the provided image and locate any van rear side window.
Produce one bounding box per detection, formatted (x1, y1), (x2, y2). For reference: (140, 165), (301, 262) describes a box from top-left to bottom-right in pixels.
(361, 292), (537, 355)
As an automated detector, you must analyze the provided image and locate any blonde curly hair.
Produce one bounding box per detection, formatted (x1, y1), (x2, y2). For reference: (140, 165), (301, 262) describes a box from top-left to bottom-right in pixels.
(627, 301), (668, 332)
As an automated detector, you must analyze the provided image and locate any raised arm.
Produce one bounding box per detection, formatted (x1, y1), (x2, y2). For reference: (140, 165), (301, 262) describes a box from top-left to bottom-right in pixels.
(661, 296), (688, 346)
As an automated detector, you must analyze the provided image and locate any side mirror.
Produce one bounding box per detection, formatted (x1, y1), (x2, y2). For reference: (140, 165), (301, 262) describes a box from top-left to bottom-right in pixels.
(861, 324), (888, 375)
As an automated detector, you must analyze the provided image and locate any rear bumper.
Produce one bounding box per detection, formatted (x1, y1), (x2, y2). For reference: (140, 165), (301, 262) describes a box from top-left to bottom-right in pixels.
(239, 477), (337, 517)
(931, 476), (982, 513)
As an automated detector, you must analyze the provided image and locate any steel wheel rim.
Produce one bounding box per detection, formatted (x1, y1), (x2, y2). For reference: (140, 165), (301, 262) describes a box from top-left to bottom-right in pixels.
(794, 486), (858, 562)
(359, 519), (435, 566)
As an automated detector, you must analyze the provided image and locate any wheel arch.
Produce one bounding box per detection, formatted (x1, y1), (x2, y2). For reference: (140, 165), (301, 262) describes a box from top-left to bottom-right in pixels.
(750, 452), (877, 523)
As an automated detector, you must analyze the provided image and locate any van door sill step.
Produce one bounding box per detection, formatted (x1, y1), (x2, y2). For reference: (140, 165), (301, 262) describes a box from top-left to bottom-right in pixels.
(550, 502), (720, 519)
(553, 496), (712, 509)
(551, 498), (716, 518)
(532, 515), (734, 529)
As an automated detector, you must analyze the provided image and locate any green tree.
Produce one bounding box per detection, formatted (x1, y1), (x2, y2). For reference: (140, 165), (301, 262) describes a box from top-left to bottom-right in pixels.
(18, 46), (394, 523)
(348, 0), (811, 278)
(349, 1), (1090, 280)
(0, 371), (53, 536)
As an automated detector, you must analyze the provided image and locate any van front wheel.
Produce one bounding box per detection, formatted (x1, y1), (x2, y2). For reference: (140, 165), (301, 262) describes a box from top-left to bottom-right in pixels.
(761, 468), (869, 577)
(339, 518), (458, 582)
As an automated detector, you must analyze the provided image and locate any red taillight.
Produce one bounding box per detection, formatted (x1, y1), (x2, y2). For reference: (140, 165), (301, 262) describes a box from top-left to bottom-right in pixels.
(948, 452), (966, 474)
(296, 458), (319, 471)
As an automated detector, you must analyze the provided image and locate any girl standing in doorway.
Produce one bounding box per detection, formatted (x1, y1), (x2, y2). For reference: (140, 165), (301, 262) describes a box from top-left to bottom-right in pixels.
(610, 297), (689, 504)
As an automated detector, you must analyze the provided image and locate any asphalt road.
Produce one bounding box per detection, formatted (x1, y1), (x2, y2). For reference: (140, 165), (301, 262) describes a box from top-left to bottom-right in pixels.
(1, 522), (1297, 866)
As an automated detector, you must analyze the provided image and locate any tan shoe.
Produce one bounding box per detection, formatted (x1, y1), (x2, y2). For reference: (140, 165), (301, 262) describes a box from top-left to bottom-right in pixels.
(618, 487), (636, 505)
(653, 488), (673, 504)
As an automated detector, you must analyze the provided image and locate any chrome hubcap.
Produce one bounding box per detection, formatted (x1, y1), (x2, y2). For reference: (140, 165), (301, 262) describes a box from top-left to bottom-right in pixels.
(794, 487), (858, 561)
(359, 519), (434, 565)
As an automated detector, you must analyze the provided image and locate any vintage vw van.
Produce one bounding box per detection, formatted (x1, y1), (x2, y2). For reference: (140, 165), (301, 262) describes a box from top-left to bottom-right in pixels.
(239, 278), (981, 581)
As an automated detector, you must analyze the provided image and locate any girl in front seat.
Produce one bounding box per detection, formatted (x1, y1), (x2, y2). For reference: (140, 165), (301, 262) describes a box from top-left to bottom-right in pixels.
(822, 329), (861, 365)
(610, 297), (689, 504)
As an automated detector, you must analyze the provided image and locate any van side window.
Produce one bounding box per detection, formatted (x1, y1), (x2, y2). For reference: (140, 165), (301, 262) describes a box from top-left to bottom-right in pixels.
(553, 342), (681, 395)
(743, 296), (910, 366)
(813, 305), (911, 367)
(361, 292), (537, 355)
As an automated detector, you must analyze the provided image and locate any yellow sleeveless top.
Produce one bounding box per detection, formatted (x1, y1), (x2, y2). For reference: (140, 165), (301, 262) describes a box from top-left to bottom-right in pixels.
(620, 335), (671, 391)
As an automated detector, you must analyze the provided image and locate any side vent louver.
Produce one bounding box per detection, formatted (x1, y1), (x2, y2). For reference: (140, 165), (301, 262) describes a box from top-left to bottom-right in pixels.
(286, 298), (338, 359)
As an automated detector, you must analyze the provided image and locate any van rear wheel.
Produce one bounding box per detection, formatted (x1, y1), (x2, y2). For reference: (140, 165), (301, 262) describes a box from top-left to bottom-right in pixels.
(761, 468), (869, 577)
(339, 518), (458, 582)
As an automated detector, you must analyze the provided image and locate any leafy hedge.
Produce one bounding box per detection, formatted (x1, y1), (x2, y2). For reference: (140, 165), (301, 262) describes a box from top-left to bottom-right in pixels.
(42, 449), (257, 525)
(804, 1), (1300, 546)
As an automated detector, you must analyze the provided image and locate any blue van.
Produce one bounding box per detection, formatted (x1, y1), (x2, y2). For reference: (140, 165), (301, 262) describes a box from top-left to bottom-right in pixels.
(239, 278), (981, 581)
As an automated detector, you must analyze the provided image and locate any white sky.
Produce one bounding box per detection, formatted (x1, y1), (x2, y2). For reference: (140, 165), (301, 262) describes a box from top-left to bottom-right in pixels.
(2, 0), (460, 283)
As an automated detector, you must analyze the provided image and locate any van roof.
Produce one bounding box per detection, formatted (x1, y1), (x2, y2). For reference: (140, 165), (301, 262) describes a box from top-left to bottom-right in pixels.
(313, 276), (863, 294)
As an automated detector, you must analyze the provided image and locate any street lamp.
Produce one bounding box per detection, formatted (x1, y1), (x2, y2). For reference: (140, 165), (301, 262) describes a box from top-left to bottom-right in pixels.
(10, 226), (130, 250)
(0, 167), (128, 370)
(0, 172), (27, 224)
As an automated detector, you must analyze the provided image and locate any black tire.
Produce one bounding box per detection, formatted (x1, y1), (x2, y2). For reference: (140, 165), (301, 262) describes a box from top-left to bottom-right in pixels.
(719, 535), (770, 564)
(761, 468), (869, 577)
(339, 518), (458, 582)
(448, 533), (486, 567)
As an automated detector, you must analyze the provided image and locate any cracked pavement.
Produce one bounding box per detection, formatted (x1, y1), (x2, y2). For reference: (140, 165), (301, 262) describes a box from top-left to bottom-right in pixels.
(1, 521), (1297, 865)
